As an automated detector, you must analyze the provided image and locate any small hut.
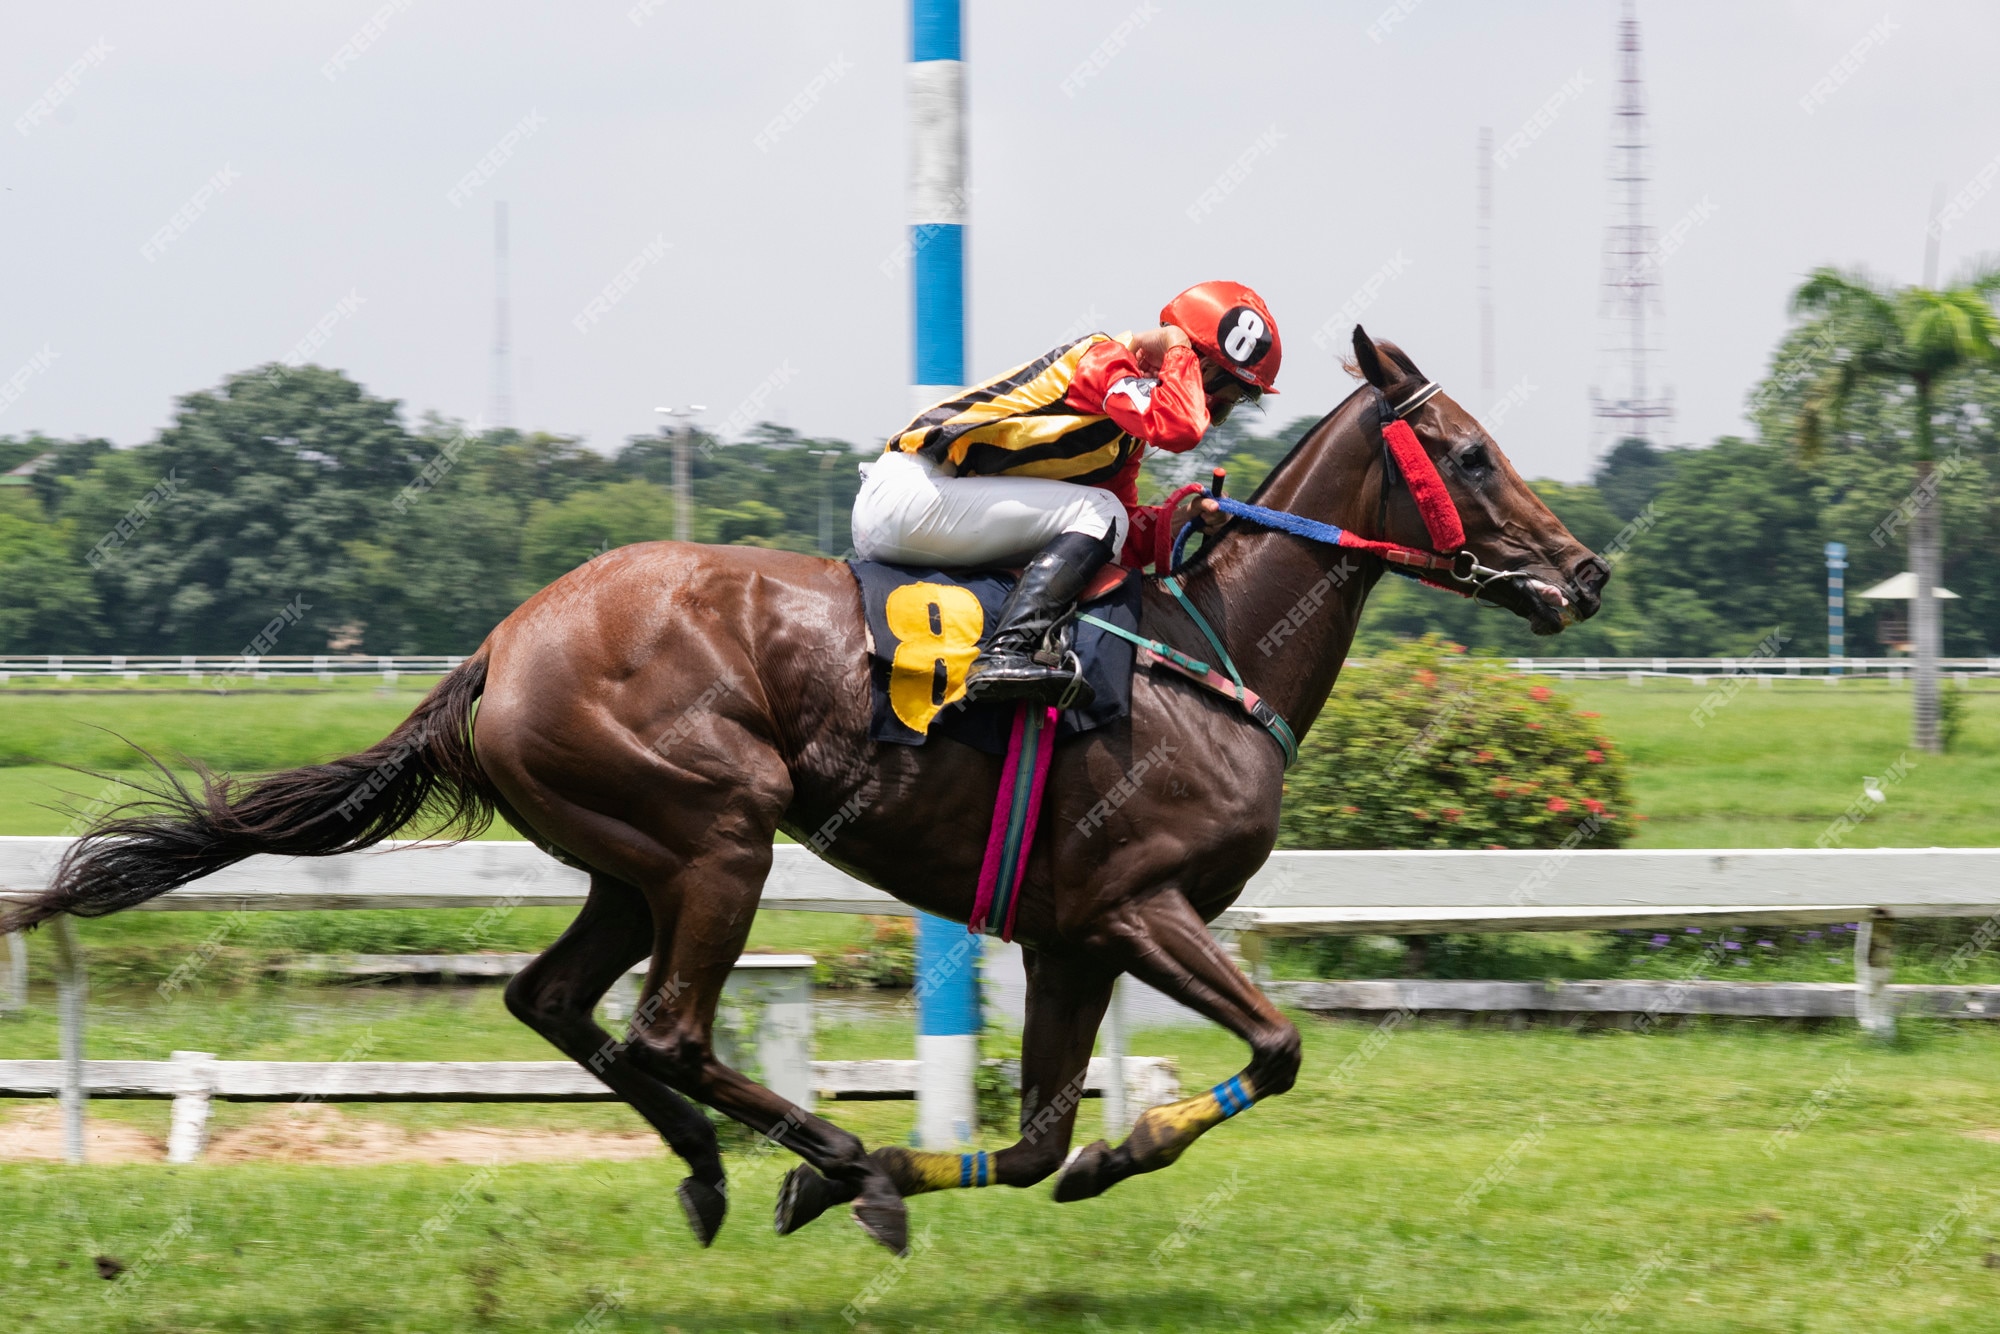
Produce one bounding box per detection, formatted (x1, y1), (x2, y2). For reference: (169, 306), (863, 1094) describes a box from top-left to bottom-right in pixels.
(1854, 572), (1958, 654)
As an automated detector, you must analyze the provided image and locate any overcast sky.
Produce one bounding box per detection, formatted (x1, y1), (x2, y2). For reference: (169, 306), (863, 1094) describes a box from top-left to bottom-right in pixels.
(4, 1), (1996, 481)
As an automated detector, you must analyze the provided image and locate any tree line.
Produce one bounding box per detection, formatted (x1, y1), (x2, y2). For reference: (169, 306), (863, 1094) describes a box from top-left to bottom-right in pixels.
(1, 317), (1995, 658)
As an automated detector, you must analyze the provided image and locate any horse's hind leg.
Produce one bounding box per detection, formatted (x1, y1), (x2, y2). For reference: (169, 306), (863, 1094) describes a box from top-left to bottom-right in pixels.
(502, 873), (731, 1241)
(777, 945), (1115, 1229)
(1052, 887), (1300, 1203)
(617, 839), (910, 1253)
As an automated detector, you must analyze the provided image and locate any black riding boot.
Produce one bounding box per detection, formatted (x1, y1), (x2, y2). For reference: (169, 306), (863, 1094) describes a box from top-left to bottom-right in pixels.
(963, 529), (1113, 709)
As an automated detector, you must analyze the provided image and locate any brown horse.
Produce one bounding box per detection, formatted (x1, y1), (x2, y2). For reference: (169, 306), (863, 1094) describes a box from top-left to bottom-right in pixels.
(6, 327), (1606, 1255)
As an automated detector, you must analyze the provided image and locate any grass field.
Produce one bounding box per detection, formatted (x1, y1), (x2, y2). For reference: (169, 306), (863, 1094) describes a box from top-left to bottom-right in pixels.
(3, 1010), (1999, 1331)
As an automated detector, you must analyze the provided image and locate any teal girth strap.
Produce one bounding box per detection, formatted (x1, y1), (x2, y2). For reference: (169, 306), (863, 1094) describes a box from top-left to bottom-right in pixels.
(1077, 575), (1299, 768)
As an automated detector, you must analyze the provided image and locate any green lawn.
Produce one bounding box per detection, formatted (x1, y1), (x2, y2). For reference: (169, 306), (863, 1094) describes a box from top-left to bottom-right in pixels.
(1561, 677), (2000, 848)
(3, 1013), (1998, 1331)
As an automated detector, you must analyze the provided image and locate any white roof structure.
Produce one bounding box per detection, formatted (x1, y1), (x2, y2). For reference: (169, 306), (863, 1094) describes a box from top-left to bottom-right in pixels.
(1855, 572), (1958, 601)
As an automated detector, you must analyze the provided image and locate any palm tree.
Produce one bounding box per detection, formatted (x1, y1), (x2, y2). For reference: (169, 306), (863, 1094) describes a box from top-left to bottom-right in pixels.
(1789, 265), (2000, 751)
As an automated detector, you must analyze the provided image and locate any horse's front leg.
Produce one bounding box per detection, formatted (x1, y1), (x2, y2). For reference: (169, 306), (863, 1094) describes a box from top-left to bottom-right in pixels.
(1052, 886), (1299, 1203)
(776, 945), (1115, 1226)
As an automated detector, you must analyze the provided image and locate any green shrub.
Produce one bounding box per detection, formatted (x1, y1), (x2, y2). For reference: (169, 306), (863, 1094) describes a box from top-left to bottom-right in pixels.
(1279, 635), (1634, 850)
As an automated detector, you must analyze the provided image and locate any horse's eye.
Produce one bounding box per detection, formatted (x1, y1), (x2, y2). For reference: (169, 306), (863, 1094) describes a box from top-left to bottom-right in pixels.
(1459, 443), (1491, 473)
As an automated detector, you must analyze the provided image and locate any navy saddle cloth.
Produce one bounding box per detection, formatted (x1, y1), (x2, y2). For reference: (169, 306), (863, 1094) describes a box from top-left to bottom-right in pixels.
(846, 560), (1143, 755)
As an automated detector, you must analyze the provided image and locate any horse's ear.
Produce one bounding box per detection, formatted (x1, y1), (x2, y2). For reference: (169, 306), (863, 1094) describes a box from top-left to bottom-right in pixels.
(1351, 325), (1391, 389)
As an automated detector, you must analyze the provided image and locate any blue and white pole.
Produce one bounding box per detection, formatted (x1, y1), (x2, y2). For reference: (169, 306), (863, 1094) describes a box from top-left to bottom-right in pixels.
(909, 0), (978, 1151)
(1826, 541), (1847, 677)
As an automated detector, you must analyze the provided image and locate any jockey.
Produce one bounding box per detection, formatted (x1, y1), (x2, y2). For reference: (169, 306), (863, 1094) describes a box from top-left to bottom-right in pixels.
(852, 280), (1283, 706)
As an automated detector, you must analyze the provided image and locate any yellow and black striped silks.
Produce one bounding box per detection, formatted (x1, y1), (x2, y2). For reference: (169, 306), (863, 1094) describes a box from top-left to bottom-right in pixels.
(888, 334), (1141, 485)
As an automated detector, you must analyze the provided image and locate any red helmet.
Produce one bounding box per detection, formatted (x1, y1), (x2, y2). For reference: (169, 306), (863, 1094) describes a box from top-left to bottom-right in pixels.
(1159, 281), (1282, 393)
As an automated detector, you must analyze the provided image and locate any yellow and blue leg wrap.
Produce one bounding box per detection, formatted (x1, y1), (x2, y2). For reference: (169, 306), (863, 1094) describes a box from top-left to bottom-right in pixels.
(1210, 1075), (1255, 1120)
(872, 1145), (995, 1196)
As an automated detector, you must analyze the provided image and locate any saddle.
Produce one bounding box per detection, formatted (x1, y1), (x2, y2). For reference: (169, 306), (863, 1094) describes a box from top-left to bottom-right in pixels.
(846, 560), (1142, 754)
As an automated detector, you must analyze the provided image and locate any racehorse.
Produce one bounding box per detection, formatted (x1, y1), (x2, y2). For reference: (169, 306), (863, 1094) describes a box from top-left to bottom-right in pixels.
(5, 327), (1607, 1255)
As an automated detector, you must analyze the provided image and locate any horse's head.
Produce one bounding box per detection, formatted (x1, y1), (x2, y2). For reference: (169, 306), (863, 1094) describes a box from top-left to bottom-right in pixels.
(1349, 326), (1609, 634)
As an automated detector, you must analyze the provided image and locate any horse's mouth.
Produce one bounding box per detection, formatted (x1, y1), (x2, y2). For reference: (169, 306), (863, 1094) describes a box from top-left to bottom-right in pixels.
(1472, 569), (1576, 635)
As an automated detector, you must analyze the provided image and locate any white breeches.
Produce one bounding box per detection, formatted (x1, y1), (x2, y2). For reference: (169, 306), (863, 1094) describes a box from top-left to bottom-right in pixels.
(849, 451), (1129, 566)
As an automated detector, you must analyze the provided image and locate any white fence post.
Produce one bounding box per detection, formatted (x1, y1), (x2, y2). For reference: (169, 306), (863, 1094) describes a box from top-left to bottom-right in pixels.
(166, 1051), (217, 1164)
(2, 930), (25, 1010)
(1855, 916), (1896, 1040)
(52, 915), (86, 1164)
(1102, 975), (1129, 1140)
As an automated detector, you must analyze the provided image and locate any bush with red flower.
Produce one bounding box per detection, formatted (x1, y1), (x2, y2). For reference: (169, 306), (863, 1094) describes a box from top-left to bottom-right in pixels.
(1279, 635), (1634, 850)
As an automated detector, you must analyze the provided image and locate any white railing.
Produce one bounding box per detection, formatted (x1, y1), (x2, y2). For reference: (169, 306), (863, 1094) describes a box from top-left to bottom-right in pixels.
(6, 839), (1999, 1162)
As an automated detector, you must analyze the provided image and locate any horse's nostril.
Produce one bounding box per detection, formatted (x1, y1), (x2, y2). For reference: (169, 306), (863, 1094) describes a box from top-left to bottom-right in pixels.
(1573, 556), (1611, 598)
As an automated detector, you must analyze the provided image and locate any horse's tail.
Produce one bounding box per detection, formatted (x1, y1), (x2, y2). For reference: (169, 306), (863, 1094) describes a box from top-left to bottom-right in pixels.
(0, 648), (498, 934)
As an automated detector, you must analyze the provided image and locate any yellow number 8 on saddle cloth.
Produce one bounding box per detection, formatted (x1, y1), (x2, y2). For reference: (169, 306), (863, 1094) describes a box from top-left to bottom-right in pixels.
(846, 560), (1142, 754)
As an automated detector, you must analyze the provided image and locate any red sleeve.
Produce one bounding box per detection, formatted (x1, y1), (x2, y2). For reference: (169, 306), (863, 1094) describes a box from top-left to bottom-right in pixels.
(1065, 340), (1209, 452)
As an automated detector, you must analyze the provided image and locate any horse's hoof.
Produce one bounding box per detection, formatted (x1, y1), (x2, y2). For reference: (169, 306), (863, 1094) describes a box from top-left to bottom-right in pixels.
(852, 1194), (910, 1256)
(1051, 1139), (1114, 1203)
(677, 1176), (728, 1247)
(775, 1164), (839, 1237)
